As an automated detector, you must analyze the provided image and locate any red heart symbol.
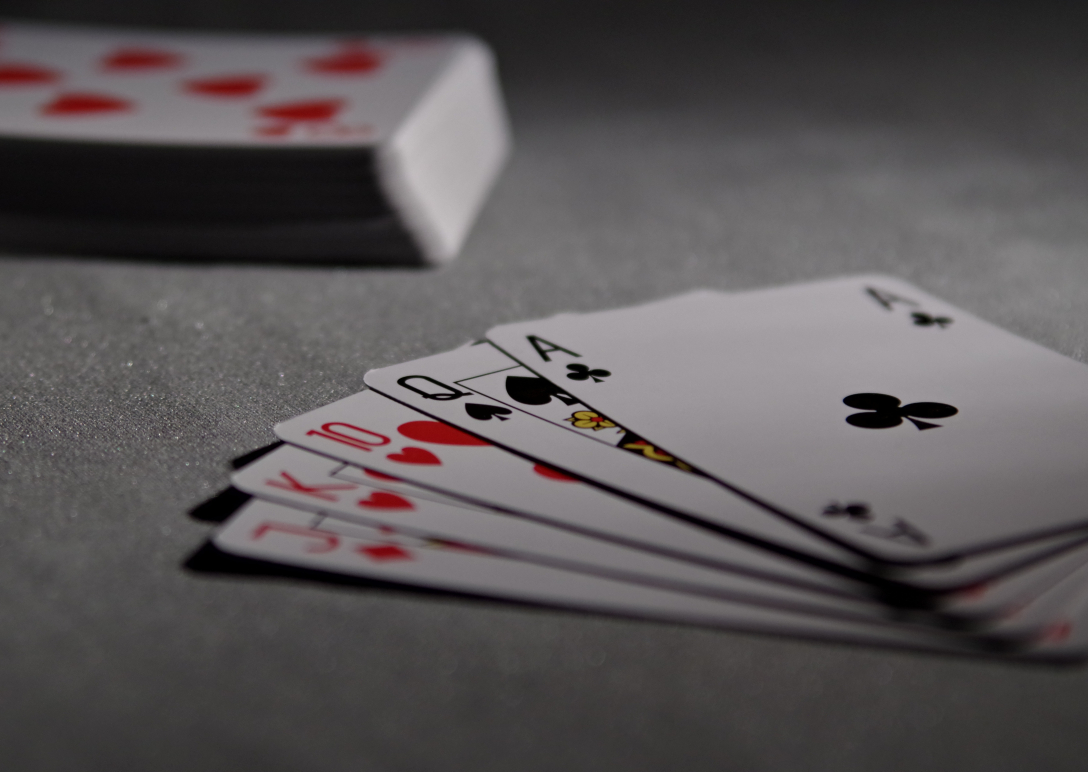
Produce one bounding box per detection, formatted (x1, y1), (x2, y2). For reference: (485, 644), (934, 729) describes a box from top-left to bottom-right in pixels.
(358, 491), (414, 510)
(364, 469), (401, 482)
(385, 447), (440, 465)
(102, 47), (184, 71)
(533, 464), (579, 482)
(0, 63), (61, 85)
(358, 544), (413, 562)
(305, 48), (383, 75)
(40, 92), (134, 117)
(397, 421), (489, 446)
(185, 74), (266, 97)
(257, 98), (343, 122)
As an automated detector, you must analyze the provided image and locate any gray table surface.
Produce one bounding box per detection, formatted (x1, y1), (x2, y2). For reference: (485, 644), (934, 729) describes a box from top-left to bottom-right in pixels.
(3, 2), (1088, 770)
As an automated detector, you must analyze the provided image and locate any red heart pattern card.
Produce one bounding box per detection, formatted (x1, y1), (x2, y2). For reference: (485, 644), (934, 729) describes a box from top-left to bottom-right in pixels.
(0, 20), (512, 264)
(0, 21), (458, 146)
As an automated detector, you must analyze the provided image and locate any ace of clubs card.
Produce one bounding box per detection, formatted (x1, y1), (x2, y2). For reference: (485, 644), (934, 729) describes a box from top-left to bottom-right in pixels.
(485, 275), (1088, 564)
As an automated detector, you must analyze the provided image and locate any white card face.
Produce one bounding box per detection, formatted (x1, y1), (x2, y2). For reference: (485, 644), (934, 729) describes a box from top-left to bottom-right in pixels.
(233, 444), (964, 623)
(985, 549), (1088, 638)
(944, 540), (1088, 621)
(233, 444), (1088, 628)
(326, 460), (492, 510)
(486, 275), (1088, 563)
(0, 21), (461, 145)
(361, 341), (1088, 591)
(213, 499), (1088, 660)
(273, 389), (878, 595)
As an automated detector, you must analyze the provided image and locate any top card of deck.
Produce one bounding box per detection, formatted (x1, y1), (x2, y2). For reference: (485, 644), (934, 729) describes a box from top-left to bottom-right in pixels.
(485, 275), (1088, 564)
(0, 21), (466, 145)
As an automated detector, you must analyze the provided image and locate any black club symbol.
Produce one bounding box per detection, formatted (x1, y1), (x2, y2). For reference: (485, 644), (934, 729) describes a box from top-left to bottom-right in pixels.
(566, 363), (611, 383)
(911, 312), (953, 328)
(844, 393), (958, 431)
(822, 501), (872, 522)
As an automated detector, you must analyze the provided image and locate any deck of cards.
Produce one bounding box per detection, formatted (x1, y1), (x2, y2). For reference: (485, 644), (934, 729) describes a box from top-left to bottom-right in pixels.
(202, 275), (1088, 659)
(0, 21), (510, 263)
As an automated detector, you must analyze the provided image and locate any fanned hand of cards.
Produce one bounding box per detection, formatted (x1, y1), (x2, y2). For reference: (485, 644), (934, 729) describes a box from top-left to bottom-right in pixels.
(0, 21), (510, 262)
(199, 275), (1088, 660)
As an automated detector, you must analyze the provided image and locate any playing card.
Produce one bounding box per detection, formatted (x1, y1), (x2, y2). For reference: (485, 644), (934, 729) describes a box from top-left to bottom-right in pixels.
(485, 276), (1088, 563)
(274, 387), (1088, 624)
(361, 340), (1088, 591)
(211, 498), (1088, 660)
(231, 435), (1088, 629)
(274, 389), (908, 598)
(0, 21), (464, 146)
(237, 443), (1068, 628)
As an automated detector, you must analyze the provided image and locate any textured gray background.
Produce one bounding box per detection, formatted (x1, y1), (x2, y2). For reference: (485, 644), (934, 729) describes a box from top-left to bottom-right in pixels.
(2, 2), (1088, 770)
